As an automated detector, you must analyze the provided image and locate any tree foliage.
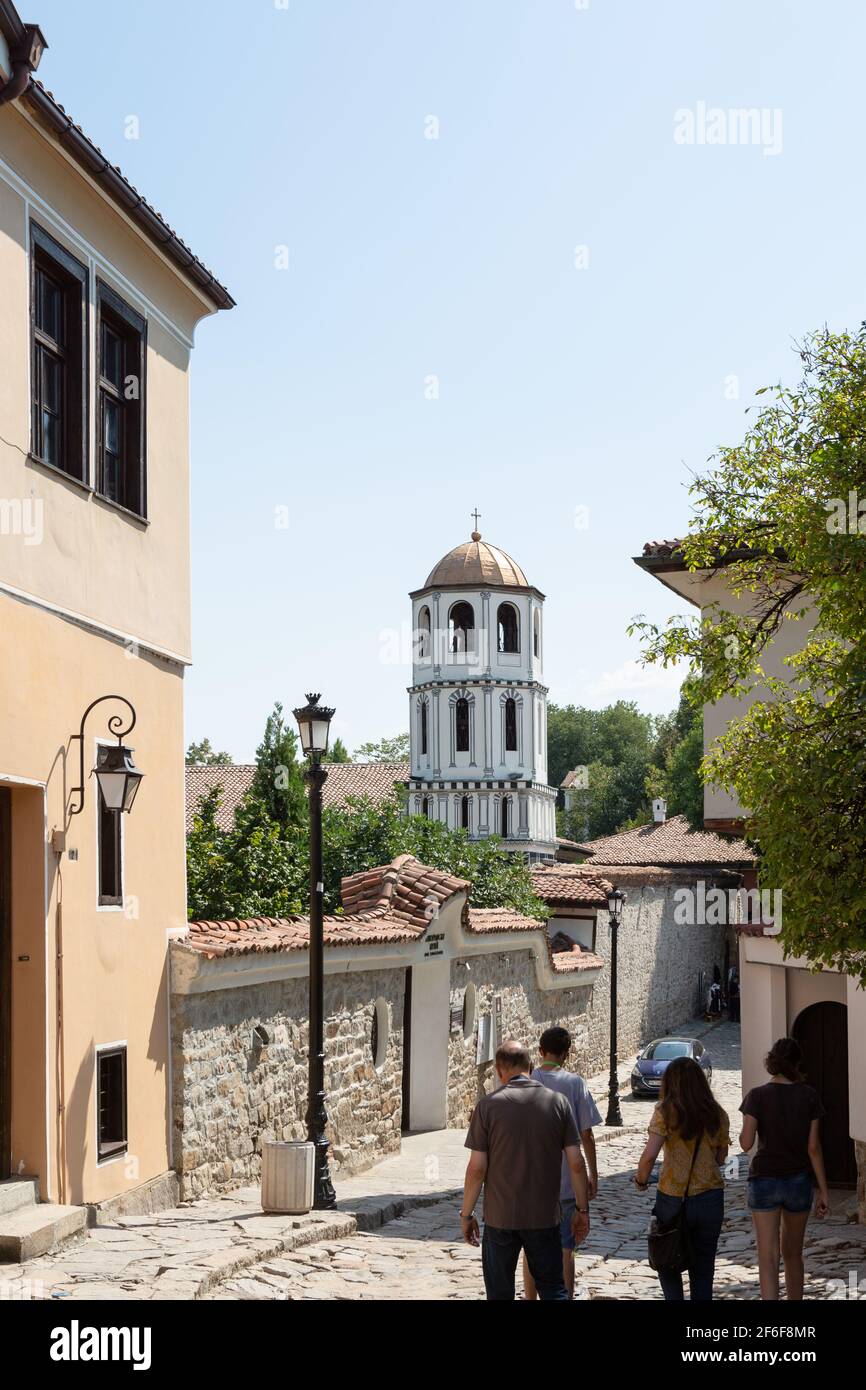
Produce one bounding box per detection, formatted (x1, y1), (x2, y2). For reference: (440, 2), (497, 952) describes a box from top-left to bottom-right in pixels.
(552, 696), (702, 838)
(325, 737), (351, 763)
(352, 733), (410, 763)
(187, 790), (546, 923)
(185, 738), (232, 766)
(629, 326), (866, 979)
(248, 702), (307, 833)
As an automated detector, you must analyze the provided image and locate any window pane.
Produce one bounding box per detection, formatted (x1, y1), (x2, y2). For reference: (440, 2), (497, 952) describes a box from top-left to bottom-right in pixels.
(104, 396), (119, 456)
(37, 269), (64, 345)
(98, 1048), (127, 1156)
(42, 409), (59, 465)
(98, 789), (122, 902)
(42, 353), (61, 412)
(102, 323), (123, 388)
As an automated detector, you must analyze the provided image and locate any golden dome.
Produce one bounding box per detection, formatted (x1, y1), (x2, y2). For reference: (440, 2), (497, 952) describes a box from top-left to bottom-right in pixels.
(423, 534), (530, 589)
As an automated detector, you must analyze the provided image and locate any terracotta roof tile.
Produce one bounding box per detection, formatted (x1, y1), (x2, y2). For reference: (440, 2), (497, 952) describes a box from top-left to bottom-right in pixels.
(467, 909), (605, 978)
(183, 855), (469, 959)
(185, 764), (256, 833)
(551, 949), (605, 974)
(560, 770), (585, 790)
(530, 864), (613, 908)
(467, 907), (542, 935)
(185, 761), (408, 833)
(185, 911), (422, 959)
(642, 538), (685, 558)
(575, 815), (755, 869)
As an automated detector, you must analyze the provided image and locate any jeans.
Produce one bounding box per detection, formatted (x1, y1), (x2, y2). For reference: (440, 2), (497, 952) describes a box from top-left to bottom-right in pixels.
(653, 1188), (724, 1302)
(481, 1223), (569, 1301)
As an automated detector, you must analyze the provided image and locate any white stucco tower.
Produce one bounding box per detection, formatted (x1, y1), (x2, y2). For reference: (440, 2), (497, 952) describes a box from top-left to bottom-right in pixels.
(408, 527), (557, 861)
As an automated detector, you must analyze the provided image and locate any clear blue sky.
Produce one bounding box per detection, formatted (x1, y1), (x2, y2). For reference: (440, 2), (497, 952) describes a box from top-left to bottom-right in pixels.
(33, 0), (866, 759)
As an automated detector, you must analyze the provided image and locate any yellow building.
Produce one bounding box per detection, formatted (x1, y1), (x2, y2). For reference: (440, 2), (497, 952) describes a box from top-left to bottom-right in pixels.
(0, 4), (232, 1226)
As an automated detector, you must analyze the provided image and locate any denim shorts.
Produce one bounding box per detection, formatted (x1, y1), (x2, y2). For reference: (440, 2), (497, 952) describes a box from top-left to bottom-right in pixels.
(559, 1199), (577, 1251)
(748, 1171), (813, 1213)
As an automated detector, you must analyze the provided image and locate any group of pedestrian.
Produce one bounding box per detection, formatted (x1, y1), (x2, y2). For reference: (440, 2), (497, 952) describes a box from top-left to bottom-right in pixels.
(461, 1029), (829, 1302)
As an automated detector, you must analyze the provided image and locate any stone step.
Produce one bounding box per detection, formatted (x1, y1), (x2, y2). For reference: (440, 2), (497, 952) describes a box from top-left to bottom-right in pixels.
(0, 1178), (39, 1217)
(0, 1203), (87, 1262)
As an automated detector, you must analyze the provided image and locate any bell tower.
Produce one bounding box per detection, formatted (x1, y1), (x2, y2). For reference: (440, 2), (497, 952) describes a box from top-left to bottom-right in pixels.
(407, 521), (556, 860)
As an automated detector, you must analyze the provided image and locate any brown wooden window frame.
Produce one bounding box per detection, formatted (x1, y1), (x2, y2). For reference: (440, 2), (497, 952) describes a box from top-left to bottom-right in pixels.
(96, 281), (147, 519)
(30, 224), (88, 482)
(96, 1044), (128, 1161)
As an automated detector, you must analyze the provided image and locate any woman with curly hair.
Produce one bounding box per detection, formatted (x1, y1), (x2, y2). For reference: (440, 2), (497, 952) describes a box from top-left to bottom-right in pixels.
(739, 1037), (829, 1300)
(635, 1056), (730, 1300)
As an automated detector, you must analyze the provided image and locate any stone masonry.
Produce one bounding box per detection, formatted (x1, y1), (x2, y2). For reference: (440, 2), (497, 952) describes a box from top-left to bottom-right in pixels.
(447, 881), (729, 1127)
(171, 967), (404, 1199)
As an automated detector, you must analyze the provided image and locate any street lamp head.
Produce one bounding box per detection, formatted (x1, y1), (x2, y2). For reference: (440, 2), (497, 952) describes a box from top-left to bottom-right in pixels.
(94, 742), (143, 813)
(607, 887), (626, 923)
(293, 693), (335, 759)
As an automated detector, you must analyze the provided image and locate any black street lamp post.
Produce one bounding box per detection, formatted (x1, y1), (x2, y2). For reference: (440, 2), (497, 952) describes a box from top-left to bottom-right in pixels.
(293, 693), (337, 1210)
(605, 887), (626, 1127)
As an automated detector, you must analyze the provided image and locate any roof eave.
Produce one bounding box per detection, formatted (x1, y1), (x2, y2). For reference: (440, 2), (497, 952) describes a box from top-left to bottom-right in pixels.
(20, 81), (235, 312)
(409, 582), (546, 601)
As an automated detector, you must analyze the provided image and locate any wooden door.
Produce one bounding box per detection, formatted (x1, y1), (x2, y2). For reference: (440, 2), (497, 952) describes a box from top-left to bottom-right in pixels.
(793, 1001), (857, 1187)
(0, 788), (11, 1180)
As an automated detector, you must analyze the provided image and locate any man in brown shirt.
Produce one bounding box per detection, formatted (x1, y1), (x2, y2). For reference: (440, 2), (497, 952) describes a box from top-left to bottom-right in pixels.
(461, 1039), (590, 1300)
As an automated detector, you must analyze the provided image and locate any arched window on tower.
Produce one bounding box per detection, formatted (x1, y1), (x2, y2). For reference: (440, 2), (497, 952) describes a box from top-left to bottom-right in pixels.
(533, 609), (541, 660)
(420, 699), (428, 755)
(504, 697), (518, 752)
(455, 697), (470, 753)
(461, 795), (470, 831)
(449, 602), (475, 654)
(416, 605), (431, 660)
(497, 602), (519, 654)
(500, 796), (510, 839)
(422, 796), (432, 820)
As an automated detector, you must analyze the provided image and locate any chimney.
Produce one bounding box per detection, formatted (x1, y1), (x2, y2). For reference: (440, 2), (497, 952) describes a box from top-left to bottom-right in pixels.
(652, 797), (667, 824)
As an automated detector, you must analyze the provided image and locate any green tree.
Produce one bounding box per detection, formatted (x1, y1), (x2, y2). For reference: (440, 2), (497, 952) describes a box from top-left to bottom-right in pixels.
(325, 737), (351, 764)
(187, 789), (546, 924)
(551, 700), (660, 837)
(185, 738), (232, 766)
(352, 733), (410, 763)
(247, 702), (307, 833)
(630, 326), (866, 979)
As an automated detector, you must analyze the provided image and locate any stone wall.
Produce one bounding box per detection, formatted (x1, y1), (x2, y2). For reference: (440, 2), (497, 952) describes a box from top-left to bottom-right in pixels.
(447, 883), (728, 1126)
(171, 967), (404, 1200)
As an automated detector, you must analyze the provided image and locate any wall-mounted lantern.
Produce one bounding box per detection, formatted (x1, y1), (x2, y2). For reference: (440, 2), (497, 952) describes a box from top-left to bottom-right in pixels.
(69, 695), (143, 816)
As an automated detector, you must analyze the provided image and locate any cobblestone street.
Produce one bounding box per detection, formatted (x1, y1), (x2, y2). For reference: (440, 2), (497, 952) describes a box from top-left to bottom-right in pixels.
(210, 1022), (866, 1301)
(5, 1019), (864, 1301)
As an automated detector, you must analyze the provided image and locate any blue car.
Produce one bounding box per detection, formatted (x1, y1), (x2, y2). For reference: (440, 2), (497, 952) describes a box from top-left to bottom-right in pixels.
(630, 1037), (713, 1098)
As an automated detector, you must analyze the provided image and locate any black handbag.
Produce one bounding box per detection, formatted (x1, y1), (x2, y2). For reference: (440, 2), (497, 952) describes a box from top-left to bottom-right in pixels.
(647, 1131), (704, 1273)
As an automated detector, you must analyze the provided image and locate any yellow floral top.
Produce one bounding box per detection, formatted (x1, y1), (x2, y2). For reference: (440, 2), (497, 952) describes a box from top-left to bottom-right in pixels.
(649, 1105), (731, 1197)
